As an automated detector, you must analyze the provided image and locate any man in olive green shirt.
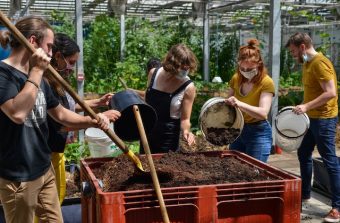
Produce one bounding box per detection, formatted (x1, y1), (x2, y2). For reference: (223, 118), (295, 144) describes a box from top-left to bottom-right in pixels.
(286, 32), (340, 223)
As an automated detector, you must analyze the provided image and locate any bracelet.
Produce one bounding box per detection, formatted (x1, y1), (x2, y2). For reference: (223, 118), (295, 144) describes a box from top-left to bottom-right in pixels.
(26, 79), (39, 89)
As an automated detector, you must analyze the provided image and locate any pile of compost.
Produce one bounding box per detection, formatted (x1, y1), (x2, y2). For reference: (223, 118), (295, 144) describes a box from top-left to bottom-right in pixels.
(205, 127), (241, 145)
(92, 152), (277, 192)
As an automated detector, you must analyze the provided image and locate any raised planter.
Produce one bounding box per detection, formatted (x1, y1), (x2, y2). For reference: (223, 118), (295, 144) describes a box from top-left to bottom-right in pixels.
(81, 151), (301, 223)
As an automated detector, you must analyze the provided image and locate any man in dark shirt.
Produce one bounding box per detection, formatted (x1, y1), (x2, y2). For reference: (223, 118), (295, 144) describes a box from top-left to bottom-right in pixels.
(0, 16), (112, 223)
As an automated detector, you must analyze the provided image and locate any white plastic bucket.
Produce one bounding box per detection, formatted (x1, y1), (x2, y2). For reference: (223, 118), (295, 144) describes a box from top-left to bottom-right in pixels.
(85, 126), (122, 158)
(199, 97), (244, 145)
(274, 106), (310, 152)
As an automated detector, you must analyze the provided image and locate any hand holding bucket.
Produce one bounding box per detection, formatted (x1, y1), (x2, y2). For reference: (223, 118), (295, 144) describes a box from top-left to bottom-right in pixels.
(199, 97), (244, 145)
(274, 106), (310, 152)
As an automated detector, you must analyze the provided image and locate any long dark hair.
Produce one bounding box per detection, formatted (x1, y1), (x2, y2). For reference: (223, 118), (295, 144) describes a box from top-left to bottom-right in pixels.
(45, 33), (80, 96)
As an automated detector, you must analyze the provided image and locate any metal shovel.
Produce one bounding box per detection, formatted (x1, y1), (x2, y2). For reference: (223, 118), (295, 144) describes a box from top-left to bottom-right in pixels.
(0, 10), (145, 172)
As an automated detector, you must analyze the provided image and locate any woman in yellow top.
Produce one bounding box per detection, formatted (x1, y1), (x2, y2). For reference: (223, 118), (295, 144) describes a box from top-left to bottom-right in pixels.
(226, 39), (275, 163)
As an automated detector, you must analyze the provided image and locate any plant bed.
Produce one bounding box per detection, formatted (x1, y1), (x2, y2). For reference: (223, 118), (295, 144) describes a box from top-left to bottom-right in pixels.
(81, 151), (301, 223)
(92, 151), (276, 192)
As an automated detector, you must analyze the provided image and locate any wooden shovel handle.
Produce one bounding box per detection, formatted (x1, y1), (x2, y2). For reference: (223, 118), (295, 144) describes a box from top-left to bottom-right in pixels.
(132, 106), (170, 223)
(0, 11), (131, 153)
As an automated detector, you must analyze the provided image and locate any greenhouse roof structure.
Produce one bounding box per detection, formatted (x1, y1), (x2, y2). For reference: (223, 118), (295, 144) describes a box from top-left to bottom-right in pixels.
(1, 0), (339, 28)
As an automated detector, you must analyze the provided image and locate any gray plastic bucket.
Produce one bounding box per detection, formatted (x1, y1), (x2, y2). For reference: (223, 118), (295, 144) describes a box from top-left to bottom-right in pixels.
(274, 106), (310, 152)
(109, 90), (157, 141)
(199, 97), (244, 145)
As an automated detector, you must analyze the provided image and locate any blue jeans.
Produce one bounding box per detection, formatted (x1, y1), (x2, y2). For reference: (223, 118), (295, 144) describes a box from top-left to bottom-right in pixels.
(230, 120), (272, 163)
(298, 117), (340, 210)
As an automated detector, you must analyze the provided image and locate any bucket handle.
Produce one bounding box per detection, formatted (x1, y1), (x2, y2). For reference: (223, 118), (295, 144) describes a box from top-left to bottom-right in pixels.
(274, 106), (309, 139)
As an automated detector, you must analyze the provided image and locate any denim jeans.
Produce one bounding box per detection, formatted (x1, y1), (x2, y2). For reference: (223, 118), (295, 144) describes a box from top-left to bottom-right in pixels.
(230, 120), (272, 163)
(298, 117), (340, 210)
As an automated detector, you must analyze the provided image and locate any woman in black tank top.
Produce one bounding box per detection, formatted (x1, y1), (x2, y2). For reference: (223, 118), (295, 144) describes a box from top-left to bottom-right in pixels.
(144, 44), (198, 153)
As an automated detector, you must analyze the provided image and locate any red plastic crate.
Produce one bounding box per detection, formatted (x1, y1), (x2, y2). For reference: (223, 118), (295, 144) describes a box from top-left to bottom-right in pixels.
(81, 151), (301, 223)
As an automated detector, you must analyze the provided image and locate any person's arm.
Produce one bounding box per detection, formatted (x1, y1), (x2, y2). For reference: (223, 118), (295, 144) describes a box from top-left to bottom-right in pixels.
(180, 84), (196, 146)
(0, 49), (50, 124)
(48, 104), (110, 130)
(293, 79), (336, 114)
(75, 93), (113, 112)
(226, 92), (273, 120)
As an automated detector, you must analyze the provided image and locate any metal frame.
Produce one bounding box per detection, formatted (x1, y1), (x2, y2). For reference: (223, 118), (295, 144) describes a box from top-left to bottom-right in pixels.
(0, 0), (338, 25)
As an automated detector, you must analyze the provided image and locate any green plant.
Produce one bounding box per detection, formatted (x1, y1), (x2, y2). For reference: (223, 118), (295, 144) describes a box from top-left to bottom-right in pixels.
(279, 71), (302, 88)
(125, 141), (141, 154)
(315, 31), (331, 57)
(210, 31), (239, 82)
(280, 47), (295, 78)
(49, 10), (75, 37)
(82, 15), (206, 93)
(64, 141), (90, 164)
(278, 91), (303, 110)
(83, 15), (120, 93)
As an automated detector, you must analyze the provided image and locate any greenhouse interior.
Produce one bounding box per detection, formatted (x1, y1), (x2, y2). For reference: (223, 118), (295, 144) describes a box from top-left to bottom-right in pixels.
(0, 1), (340, 223)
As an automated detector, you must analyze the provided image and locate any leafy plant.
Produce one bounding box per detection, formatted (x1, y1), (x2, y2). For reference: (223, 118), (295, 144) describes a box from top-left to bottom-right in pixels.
(278, 91), (303, 110)
(210, 31), (239, 82)
(64, 141), (90, 164)
(279, 71), (302, 88)
(50, 9), (75, 38)
(83, 15), (120, 93)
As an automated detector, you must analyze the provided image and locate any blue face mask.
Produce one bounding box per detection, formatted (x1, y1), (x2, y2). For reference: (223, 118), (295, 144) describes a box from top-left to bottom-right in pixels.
(302, 53), (309, 63)
(177, 69), (189, 78)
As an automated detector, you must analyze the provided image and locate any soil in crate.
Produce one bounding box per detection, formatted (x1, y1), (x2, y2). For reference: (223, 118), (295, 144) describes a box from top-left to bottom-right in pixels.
(92, 152), (277, 192)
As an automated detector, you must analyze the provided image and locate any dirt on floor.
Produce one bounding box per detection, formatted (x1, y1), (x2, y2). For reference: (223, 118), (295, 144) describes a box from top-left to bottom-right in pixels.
(65, 167), (81, 198)
(92, 151), (277, 192)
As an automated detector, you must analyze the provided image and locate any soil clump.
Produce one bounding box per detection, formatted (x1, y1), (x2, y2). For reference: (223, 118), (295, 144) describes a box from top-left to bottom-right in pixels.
(205, 127), (240, 146)
(179, 134), (228, 152)
(92, 151), (277, 192)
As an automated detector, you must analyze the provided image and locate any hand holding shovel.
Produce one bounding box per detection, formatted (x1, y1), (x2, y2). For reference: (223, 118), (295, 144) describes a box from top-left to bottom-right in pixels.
(0, 10), (145, 172)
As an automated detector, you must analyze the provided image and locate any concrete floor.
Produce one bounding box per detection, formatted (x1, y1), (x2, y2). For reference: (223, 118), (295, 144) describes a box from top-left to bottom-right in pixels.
(267, 149), (340, 223)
